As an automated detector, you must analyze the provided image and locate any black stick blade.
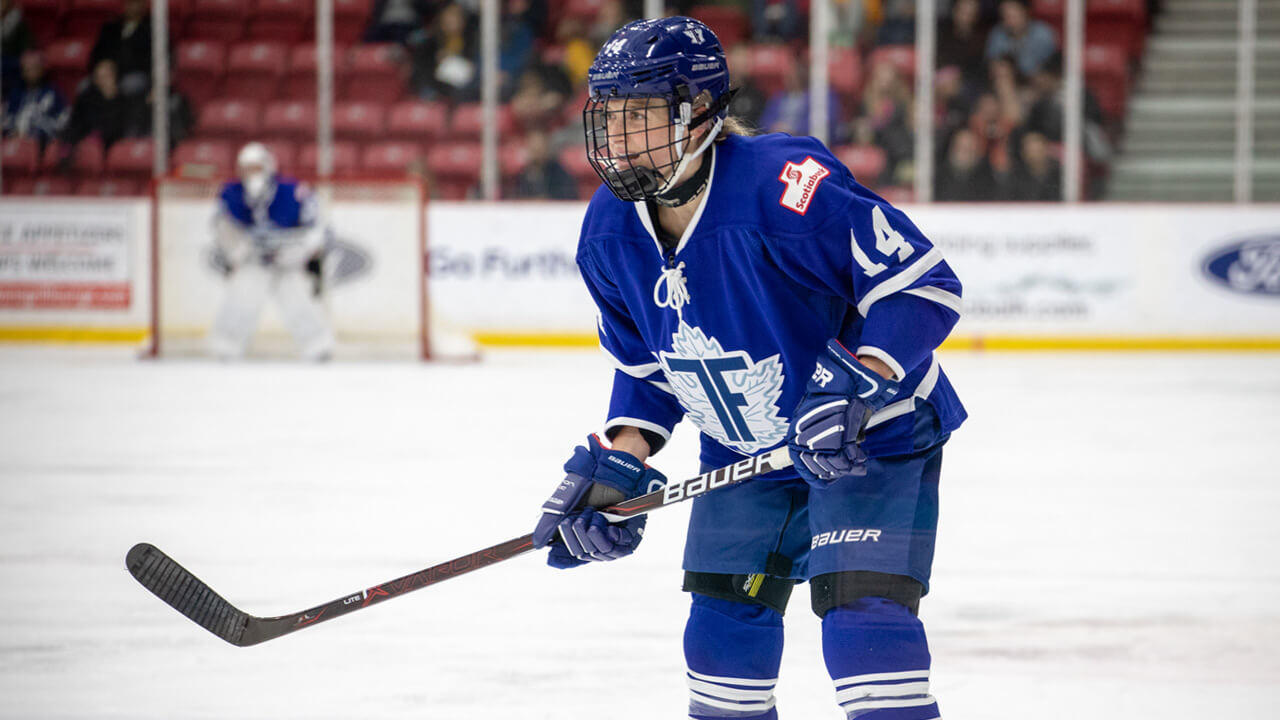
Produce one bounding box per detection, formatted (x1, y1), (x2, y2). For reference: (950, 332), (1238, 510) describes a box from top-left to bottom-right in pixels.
(127, 543), (251, 646)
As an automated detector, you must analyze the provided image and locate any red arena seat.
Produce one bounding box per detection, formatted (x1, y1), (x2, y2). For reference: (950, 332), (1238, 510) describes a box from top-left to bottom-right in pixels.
(185, 0), (249, 42)
(828, 46), (864, 97)
(261, 100), (317, 140)
(63, 0), (122, 39)
(21, 0), (66, 46)
(688, 5), (748, 46)
(175, 41), (228, 107)
(42, 137), (105, 176)
(499, 139), (529, 179)
(385, 100), (448, 144)
(342, 44), (405, 103)
(248, 0), (313, 42)
(835, 144), (887, 184)
(361, 141), (422, 176)
(332, 0), (373, 43)
(197, 98), (263, 140)
(284, 43), (348, 99)
(22, 176), (77, 195)
(449, 103), (518, 140)
(332, 101), (387, 141)
(45, 38), (93, 99)
(746, 44), (795, 97)
(259, 140), (298, 176)
(172, 139), (235, 178)
(223, 42), (287, 101)
(557, 145), (599, 200)
(1, 138), (41, 177)
(427, 143), (483, 185)
(105, 138), (155, 178)
(76, 177), (144, 196)
(298, 142), (359, 177)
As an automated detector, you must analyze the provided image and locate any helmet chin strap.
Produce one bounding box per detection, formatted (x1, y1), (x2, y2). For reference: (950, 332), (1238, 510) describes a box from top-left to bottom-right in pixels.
(653, 113), (721, 208)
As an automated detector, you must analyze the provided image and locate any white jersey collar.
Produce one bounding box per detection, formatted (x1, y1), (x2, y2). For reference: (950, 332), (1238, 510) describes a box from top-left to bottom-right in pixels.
(632, 144), (717, 261)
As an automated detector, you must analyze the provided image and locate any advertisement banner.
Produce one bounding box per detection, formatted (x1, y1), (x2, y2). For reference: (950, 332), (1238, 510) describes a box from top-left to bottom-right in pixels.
(0, 202), (136, 310)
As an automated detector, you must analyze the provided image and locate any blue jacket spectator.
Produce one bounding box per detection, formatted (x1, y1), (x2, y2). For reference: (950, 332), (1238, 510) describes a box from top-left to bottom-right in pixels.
(4, 51), (68, 150)
(985, 0), (1057, 78)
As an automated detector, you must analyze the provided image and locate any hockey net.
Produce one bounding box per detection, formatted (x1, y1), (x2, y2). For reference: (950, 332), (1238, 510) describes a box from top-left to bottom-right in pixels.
(148, 177), (476, 361)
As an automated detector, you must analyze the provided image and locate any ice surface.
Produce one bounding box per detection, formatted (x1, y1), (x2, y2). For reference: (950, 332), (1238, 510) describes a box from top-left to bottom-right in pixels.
(1, 347), (1278, 719)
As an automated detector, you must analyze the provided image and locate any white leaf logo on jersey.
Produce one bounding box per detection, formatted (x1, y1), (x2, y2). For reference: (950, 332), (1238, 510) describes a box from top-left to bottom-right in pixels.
(777, 156), (831, 215)
(658, 323), (788, 455)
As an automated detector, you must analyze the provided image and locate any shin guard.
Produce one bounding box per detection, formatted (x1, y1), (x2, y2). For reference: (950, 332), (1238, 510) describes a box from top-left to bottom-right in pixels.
(822, 598), (939, 719)
(683, 594), (783, 720)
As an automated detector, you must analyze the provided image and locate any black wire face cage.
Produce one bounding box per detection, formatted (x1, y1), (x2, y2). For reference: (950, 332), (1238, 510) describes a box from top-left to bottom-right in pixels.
(583, 94), (687, 203)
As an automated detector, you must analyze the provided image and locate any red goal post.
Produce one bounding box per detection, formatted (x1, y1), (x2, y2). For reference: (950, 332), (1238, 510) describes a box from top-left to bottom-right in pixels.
(147, 176), (454, 360)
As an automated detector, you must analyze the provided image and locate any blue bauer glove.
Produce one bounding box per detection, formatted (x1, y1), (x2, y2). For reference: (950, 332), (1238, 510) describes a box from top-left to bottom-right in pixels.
(532, 434), (667, 569)
(787, 340), (901, 487)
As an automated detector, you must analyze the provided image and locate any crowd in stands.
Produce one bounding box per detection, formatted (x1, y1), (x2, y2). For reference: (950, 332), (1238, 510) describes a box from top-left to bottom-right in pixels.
(2, 0), (1157, 200)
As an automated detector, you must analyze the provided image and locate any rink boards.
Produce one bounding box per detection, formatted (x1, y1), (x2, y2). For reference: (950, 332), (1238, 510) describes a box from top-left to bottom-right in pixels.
(2, 199), (1279, 351)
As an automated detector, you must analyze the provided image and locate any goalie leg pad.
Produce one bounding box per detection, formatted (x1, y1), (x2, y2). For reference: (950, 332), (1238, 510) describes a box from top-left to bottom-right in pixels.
(273, 270), (335, 361)
(208, 264), (271, 360)
(684, 594), (782, 720)
(823, 597), (939, 719)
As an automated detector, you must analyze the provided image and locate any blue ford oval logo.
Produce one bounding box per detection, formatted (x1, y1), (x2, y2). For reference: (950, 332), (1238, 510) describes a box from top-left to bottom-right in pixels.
(1202, 235), (1280, 297)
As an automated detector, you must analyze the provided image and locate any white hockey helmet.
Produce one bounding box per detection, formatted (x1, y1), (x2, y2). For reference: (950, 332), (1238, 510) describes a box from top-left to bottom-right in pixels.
(236, 142), (277, 201)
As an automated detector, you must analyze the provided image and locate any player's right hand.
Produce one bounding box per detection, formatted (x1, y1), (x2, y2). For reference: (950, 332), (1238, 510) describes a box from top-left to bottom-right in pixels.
(531, 434), (666, 569)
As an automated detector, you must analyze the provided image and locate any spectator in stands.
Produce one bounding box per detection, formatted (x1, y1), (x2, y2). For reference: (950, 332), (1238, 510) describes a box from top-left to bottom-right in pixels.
(829, 0), (873, 48)
(1023, 53), (1112, 165)
(935, 127), (997, 201)
(1, 0), (35, 92)
(726, 45), (767, 131)
(752, 0), (804, 43)
(853, 58), (913, 184)
(987, 55), (1024, 130)
(63, 59), (144, 150)
(1000, 130), (1060, 200)
(985, 0), (1057, 78)
(932, 65), (971, 142)
(3, 51), (68, 151)
(759, 61), (843, 142)
(510, 61), (572, 130)
(514, 128), (578, 199)
(406, 3), (480, 101)
(140, 76), (195, 150)
(89, 0), (153, 97)
(967, 91), (1015, 174)
(876, 0), (916, 45)
(937, 0), (988, 99)
(556, 16), (596, 86)
(589, 0), (630, 47)
(500, 0), (545, 92)
(364, 0), (438, 45)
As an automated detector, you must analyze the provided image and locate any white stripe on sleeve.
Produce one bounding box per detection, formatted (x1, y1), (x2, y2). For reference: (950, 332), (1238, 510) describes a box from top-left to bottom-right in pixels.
(856, 247), (943, 317)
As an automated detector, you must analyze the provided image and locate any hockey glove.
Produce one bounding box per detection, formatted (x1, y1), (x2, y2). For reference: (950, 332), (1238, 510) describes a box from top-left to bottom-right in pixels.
(787, 340), (901, 487)
(532, 434), (667, 569)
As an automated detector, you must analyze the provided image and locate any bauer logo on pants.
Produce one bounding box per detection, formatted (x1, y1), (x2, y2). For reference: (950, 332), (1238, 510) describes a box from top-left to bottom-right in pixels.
(811, 529), (882, 549)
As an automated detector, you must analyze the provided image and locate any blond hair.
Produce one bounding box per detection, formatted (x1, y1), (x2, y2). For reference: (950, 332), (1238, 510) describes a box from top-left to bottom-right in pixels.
(717, 115), (757, 140)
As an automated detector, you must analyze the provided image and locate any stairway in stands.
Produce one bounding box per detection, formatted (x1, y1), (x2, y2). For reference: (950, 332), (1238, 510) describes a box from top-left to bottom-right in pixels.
(1108, 0), (1280, 201)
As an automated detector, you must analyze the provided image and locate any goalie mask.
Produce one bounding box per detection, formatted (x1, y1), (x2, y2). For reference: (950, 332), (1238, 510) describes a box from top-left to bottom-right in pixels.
(583, 17), (734, 206)
(236, 142), (277, 203)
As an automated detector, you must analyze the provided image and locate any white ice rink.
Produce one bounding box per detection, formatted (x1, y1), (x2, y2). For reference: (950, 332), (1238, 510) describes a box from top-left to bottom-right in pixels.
(1, 347), (1278, 719)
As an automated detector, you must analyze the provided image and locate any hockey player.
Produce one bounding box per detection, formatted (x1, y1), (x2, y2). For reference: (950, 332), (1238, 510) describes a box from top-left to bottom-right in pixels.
(208, 142), (335, 361)
(531, 17), (965, 720)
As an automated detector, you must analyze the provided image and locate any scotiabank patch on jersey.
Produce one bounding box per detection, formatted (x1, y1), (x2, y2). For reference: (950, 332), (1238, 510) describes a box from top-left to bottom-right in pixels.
(777, 156), (831, 215)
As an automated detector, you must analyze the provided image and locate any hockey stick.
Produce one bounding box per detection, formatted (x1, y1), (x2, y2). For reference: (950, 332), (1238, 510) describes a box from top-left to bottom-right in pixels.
(126, 447), (792, 647)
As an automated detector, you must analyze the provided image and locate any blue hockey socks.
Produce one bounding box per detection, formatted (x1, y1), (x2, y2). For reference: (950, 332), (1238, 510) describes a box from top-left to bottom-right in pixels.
(822, 598), (940, 719)
(684, 594), (783, 720)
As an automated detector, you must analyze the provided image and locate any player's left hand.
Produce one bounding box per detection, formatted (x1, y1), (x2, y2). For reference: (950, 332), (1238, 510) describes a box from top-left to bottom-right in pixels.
(787, 340), (901, 487)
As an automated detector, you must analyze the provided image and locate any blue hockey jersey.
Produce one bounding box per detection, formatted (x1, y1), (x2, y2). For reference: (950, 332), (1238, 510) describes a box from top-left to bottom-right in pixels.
(577, 133), (966, 472)
(217, 177), (317, 233)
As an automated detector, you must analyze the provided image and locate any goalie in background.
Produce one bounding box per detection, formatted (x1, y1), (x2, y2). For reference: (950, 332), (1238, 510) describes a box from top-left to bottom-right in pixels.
(207, 142), (336, 361)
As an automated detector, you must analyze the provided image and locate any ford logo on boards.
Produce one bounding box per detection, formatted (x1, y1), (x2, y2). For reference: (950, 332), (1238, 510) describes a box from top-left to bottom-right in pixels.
(1201, 235), (1280, 297)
